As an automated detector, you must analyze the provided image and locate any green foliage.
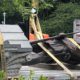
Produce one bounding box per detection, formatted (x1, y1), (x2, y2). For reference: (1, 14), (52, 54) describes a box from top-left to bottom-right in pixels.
(0, 0), (54, 23)
(0, 71), (5, 80)
(19, 75), (25, 80)
(0, 70), (48, 80)
(13, 0), (32, 21)
(18, 70), (48, 80)
(0, 0), (15, 15)
(0, 0), (23, 24)
(39, 0), (53, 10)
(39, 75), (47, 80)
(13, 0), (54, 21)
(27, 70), (34, 80)
(0, 0), (80, 36)
(70, 0), (80, 3)
(41, 3), (80, 36)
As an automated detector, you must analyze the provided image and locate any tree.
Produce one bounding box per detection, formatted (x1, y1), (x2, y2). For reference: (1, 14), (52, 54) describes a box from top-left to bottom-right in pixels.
(0, 0), (54, 23)
(13, 0), (54, 20)
(41, 3), (80, 35)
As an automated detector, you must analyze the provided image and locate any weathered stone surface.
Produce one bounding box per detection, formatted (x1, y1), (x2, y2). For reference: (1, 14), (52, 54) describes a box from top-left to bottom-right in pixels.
(0, 25), (22, 32)
(0, 24), (32, 52)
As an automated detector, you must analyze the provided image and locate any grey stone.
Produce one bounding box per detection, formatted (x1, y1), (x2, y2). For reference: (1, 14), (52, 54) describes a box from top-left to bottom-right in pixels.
(2, 33), (27, 41)
(0, 24), (33, 77)
(0, 25), (22, 32)
(0, 24), (32, 52)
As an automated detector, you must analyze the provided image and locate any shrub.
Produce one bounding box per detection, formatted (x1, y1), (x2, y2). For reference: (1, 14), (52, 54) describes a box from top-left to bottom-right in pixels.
(41, 3), (80, 36)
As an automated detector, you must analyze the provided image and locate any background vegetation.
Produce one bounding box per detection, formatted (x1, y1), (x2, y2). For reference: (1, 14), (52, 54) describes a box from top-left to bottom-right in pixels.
(0, 0), (80, 36)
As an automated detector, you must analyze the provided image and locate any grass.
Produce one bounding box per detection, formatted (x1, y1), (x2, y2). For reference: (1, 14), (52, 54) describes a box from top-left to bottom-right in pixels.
(0, 70), (5, 80)
(0, 70), (48, 80)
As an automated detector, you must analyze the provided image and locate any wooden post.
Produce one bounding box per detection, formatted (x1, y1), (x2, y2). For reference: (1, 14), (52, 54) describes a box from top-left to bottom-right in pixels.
(32, 0), (39, 8)
(30, 15), (75, 79)
(29, 0), (76, 79)
(0, 32), (7, 80)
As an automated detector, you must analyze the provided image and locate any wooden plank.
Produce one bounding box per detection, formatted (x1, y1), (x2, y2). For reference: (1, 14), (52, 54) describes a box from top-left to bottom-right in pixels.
(29, 13), (76, 79)
(0, 33), (3, 45)
(0, 32), (7, 79)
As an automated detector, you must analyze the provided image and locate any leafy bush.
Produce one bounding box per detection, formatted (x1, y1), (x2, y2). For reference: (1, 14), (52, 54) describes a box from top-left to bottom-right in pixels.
(41, 3), (80, 36)
(0, 0), (54, 23)
(18, 70), (47, 80)
(19, 75), (25, 80)
(0, 71), (5, 80)
(39, 75), (48, 80)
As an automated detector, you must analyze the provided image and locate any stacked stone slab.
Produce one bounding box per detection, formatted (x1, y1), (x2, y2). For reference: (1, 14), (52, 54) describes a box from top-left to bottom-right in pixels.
(0, 24), (32, 77)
